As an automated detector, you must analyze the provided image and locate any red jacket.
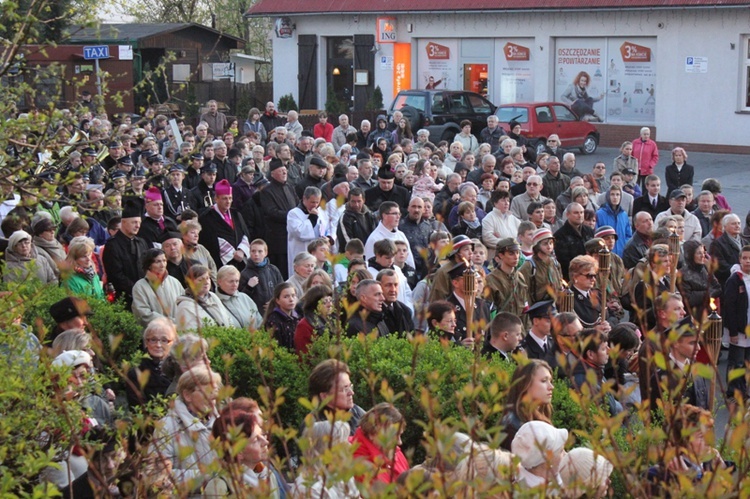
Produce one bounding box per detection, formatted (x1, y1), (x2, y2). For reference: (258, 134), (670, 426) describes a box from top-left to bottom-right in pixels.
(293, 317), (314, 356)
(352, 427), (409, 484)
(632, 138), (659, 175)
(313, 122), (334, 142)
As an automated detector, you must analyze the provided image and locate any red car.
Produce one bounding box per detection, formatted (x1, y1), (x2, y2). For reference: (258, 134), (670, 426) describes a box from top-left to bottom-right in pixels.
(495, 102), (600, 155)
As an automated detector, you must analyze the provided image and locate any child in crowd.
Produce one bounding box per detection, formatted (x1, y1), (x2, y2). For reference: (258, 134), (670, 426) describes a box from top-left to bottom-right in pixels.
(517, 221), (536, 261)
(333, 238), (365, 287)
(307, 237), (333, 277)
(411, 159), (443, 202)
(394, 240), (418, 290)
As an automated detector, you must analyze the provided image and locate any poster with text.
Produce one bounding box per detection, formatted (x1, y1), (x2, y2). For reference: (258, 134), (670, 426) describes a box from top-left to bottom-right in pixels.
(605, 37), (656, 124)
(494, 39), (535, 104)
(554, 38), (607, 122)
(416, 39), (459, 90)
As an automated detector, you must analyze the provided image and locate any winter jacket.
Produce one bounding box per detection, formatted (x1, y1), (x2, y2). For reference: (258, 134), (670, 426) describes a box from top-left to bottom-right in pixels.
(63, 270), (105, 300)
(131, 274), (184, 327)
(632, 138), (659, 176)
(4, 247), (57, 285)
(175, 292), (231, 332)
(152, 398), (217, 490)
(337, 206), (377, 246)
(216, 289), (262, 330)
(351, 427), (409, 485)
(595, 203), (632, 256)
(264, 307), (300, 351)
(239, 258), (285, 312)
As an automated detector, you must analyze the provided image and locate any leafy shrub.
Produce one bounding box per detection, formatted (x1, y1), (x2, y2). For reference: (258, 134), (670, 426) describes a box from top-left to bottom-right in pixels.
(366, 85), (384, 111)
(278, 93), (298, 112)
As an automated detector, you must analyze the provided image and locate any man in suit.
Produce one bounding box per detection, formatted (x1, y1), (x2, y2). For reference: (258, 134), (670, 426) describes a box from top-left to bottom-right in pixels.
(446, 262), (492, 346)
(481, 312), (524, 361)
(102, 199), (148, 307)
(520, 300), (557, 361)
(632, 174), (669, 222)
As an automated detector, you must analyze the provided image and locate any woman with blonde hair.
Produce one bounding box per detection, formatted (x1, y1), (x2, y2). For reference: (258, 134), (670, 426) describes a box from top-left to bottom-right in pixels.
(500, 359), (555, 450)
(62, 236), (103, 298)
(180, 218), (218, 282)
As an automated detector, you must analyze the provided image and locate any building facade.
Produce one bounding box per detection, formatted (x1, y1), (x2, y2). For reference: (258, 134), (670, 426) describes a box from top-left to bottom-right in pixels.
(247, 1), (750, 150)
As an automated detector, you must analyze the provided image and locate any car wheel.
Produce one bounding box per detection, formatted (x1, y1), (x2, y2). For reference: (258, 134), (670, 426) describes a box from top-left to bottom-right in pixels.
(535, 139), (546, 156)
(399, 106), (423, 133)
(441, 130), (456, 142)
(580, 134), (598, 155)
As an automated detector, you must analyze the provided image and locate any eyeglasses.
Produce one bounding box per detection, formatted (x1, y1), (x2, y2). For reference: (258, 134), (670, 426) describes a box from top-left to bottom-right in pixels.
(526, 182), (540, 186)
(581, 273), (597, 279)
(146, 337), (173, 344)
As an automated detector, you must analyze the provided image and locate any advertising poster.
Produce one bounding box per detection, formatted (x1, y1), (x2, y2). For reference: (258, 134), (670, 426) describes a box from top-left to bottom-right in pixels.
(554, 38), (607, 122)
(605, 38), (657, 123)
(416, 39), (459, 90)
(494, 39), (534, 104)
(392, 43), (411, 98)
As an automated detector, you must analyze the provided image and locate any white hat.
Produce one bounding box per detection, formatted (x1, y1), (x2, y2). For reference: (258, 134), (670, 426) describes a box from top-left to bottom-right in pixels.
(52, 350), (92, 368)
(8, 230), (31, 250)
(511, 421), (568, 469)
(559, 447), (613, 492)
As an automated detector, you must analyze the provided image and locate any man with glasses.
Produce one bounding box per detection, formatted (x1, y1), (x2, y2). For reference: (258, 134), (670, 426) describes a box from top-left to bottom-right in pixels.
(511, 174), (548, 222)
(364, 201), (415, 269)
(591, 162), (610, 192)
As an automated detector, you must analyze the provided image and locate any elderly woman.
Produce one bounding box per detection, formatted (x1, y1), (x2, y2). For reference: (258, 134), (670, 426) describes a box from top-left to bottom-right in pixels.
(125, 317), (176, 408)
(571, 185), (598, 213)
(215, 265), (262, 330)
(132, 248), (185, 328)
(175, 265), (230, 332)
(62, 236), (104, 299)
(665, 147), (695, 194)
(352, 403), (409, 486)
(31, 214), (65, 274)
(287, 251), (317, 299)
(204, 400), (289, 497)
(162, 333), (211, 395)
(152, 366), (220, 493)
(294, 284), (335, 356)
(4, 230), (57, 284)
(180, 218), (218, 283)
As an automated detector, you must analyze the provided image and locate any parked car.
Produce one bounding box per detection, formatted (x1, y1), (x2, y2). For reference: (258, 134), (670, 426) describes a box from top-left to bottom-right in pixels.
(388, 89), (496, 143)
(495, 102), (600, 155)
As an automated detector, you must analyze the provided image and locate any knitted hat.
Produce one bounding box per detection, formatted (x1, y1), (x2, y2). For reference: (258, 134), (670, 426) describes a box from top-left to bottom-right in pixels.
(52, 350), (92, 368)
(594, 226), (617, 240)
(559, 448), (614, 494)
(8, 230), (31, 249)
(532, 228), (554, 247)
(511, 421), (568, 469)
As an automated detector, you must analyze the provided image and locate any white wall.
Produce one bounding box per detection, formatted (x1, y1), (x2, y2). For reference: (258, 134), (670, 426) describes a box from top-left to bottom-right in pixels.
(278, 8), (750, 146)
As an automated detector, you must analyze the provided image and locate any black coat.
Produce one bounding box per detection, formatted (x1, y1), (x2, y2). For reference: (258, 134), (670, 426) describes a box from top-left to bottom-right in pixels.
(553, 221), (594, 279)
(382, 301), (415, 335)
(264, 308), (300, 351)
(710, 232), (741, 288)
(572, 287), (602, 327)
(125, 356), (171, 408)
(724, 271), (749, 339)
(521, 332), (552, 362)
(364, 184), (410, 213)
(664, 162), (695, 194)
(346, 308), (390, 337)
(102, 231), (148, 306)
(187, 180), (216, 215)
(213, 157), (236, 184)
(294, 174), (326, 199)
(137, 216), (178, 247)
(633, 194), (669, 223)
(239, 259), (285, 312)
(447, 293), (492, 342)
(198, 207), (251, 271)
(337, 207), (377, 246)
(163, 185), (189, 219)
(258, 178), (298, 254)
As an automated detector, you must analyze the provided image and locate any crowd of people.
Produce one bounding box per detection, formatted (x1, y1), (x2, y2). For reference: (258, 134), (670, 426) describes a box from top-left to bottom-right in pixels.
(3, 97), (746, 496)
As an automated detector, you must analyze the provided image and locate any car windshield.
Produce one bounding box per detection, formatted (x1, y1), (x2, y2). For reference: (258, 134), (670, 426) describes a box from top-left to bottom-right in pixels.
(392, 94), (427, 113)
(497, 107), (529, 123)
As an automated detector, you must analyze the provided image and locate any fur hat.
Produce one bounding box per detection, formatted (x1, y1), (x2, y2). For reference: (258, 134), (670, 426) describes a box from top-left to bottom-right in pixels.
(511, 421), (568, 470)
(559, 447), (613, 494)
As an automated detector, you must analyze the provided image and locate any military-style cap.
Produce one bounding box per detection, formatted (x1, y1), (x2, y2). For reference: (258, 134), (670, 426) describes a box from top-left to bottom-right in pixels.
(49, 297), (93, 323)
(200, 163), (217, 174)
(496, 237), (520, 253)
(525, 299), (556, 319)
(117, 156), (133, 166)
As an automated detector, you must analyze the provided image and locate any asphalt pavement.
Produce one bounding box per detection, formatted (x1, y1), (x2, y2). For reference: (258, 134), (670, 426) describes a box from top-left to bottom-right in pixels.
(576, 146), (750, 218)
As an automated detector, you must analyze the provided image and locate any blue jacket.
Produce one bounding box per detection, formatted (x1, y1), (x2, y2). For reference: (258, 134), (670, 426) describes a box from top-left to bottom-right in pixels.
(596, 203), (632, 256)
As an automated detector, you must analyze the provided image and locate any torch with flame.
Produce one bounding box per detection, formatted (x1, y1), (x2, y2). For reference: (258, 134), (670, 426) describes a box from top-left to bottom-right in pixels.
(597, 240), (611, 321)
(668, 228), (680, 293)
(558, 279), (574, 313)
(704, 298), (722, 410)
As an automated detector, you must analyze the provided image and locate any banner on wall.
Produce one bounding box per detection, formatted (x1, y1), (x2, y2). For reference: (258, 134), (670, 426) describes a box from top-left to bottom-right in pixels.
(393, 43), (411, 98)
(495, 40), (534, 104)
(554, 38), (607, 122)
(554, 37), (656, 124)
(416, 39), (459, 90)
(605, 38), (656, 123)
